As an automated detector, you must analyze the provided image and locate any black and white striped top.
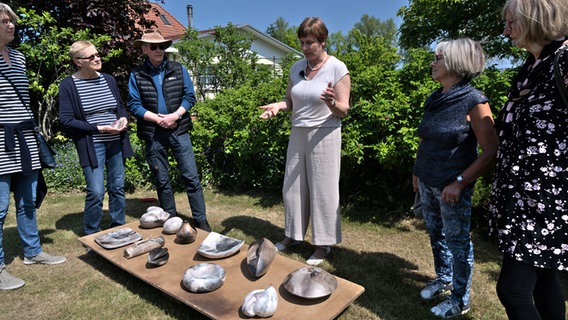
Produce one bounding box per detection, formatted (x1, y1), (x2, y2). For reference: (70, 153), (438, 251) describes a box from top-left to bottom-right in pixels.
(0, 49), (41, 175)
(73, 75), (119, 143)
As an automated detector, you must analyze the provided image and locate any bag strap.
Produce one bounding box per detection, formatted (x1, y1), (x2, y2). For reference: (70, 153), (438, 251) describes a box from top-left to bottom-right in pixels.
(0, 58), (38, 128)
(554, 46), (568, 107)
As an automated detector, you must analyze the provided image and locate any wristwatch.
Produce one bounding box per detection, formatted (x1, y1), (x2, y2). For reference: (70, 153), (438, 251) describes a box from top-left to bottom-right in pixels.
(456, 175), (466, 186)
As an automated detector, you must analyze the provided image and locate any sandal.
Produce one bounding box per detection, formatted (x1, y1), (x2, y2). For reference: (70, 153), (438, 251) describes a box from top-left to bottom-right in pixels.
(275, 238), (302, 251)
(306, 246), (331, 266)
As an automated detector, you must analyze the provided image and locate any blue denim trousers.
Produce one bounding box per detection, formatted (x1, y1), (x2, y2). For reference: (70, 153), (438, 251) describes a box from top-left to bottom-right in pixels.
(146, 130), (206, 221)
(0, 171), (42, 265)
(419, 181), (474, 307)
(82, 140), (125, 235)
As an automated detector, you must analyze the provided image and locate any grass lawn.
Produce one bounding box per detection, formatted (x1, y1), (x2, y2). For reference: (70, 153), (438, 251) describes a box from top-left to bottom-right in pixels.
(0, 189), (566, 319)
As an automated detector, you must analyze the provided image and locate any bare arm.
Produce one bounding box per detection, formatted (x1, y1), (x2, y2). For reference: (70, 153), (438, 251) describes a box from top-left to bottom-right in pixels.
(321, 74), (351, 118)
(441, 102), (499, 202)
(259, 77), (293, 119)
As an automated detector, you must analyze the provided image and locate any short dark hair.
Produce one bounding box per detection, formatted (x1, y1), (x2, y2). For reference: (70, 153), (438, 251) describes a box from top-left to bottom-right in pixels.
(297, 17), (328, 43)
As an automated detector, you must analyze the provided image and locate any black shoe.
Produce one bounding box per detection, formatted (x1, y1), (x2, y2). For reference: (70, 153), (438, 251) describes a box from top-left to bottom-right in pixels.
(194, 219), (212, 232)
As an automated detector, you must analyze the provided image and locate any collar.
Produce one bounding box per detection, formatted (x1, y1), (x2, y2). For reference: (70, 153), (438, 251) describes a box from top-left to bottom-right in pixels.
(144, 57), (167, 75)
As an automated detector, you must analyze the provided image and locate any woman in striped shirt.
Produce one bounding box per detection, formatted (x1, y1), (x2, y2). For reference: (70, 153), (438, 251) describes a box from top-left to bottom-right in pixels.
(0, 2), (66, 291)
(59, 40), (133, 237)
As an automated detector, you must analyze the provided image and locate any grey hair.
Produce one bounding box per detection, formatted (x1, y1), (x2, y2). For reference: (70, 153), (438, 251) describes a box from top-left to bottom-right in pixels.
(0, 3), (17, 23)
(503, 0), (568, 52)
(69, 40), (94, 60)
(435, 38), (486, 81)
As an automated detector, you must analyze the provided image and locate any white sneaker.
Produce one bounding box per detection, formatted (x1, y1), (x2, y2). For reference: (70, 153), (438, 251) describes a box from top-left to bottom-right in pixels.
(420, 279), (453, 300)
(0, 265), (25, 290)
(23, 251), (66, 265)
(431, 298), (470, 318)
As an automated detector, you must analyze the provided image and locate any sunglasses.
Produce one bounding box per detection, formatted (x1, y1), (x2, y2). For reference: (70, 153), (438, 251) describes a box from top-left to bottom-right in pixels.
(76, 53), (101, 61)
(148, 44), (168, 51)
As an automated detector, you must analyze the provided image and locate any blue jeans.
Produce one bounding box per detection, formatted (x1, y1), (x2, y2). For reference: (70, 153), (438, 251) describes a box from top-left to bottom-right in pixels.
(146, 130), (206, 221)
(82, 140), (125, 235)
(419, 181), (474, 308)
(0, 171), (42, 265)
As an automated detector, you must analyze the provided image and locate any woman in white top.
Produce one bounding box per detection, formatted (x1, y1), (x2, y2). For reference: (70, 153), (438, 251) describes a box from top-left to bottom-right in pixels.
(260, 17), (351, 266)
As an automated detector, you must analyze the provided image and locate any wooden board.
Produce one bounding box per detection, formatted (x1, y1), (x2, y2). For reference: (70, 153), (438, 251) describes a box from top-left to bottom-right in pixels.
(78, 221), (365, 320)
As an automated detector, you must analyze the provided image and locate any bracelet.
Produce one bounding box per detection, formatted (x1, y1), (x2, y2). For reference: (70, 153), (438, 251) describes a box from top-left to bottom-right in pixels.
(175, 111), (182, 119)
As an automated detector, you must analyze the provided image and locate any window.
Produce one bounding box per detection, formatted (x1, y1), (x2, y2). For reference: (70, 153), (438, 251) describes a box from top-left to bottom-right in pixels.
(159, 14), (171, 25)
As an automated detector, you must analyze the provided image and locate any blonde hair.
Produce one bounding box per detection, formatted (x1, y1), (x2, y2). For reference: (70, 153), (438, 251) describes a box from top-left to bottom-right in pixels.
(69, 40), (95, 60)
(0, 3), (17, 23)
(435, 38), (486, 80)
(503, 0), (568, 52)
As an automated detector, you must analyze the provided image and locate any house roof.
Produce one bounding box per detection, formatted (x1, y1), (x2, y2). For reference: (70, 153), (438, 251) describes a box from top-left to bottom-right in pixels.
(144, 2), (187, 42)
(199, 24), (302, 58)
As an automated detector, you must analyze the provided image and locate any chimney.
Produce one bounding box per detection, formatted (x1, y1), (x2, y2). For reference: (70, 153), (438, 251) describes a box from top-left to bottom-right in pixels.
(186, 4), (193, 28)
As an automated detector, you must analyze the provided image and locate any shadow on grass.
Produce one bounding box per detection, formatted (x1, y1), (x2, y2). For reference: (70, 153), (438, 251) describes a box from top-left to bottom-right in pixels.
(2, 226), (60, 265)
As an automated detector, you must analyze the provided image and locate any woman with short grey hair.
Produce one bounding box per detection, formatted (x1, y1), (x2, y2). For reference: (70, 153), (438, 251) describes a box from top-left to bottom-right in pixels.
(413, 38), (498, 318)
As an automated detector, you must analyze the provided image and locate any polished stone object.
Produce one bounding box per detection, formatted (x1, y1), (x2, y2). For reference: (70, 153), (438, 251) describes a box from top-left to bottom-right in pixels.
(246, 238), (277, 277)
(197, 232), (244, 259)
(176, 220), (197, 244)
(162, 217), (183, 234)
(147, 247), (169, 266)
(139, 206), (170, 229)
(123, 236), (165, 259)
(94, 227), (143, 249)
(182, 263), (226, 293)
(283, 267), (338, 299)
(241, 285), (278, 318)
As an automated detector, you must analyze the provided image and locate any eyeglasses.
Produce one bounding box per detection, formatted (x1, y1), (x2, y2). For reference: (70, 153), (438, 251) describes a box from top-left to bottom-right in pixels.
(503, 19), (517, 30)
(148, 44), (168, 51)
(433, 55), (444, 64)
(1, 18), (14, 26)
(75, 53), (101, 61)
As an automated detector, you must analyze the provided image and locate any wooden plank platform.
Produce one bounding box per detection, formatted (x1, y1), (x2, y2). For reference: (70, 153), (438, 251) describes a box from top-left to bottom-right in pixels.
(78, 221), (365, 320)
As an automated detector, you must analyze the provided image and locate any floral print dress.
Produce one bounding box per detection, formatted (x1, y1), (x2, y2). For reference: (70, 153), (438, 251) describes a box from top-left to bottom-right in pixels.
(489, 41), (568, 271)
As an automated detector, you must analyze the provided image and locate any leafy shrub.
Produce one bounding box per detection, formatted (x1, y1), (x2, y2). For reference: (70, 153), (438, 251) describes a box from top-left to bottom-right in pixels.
(44, 140), (85, 191)
(190, 78), (290, 191)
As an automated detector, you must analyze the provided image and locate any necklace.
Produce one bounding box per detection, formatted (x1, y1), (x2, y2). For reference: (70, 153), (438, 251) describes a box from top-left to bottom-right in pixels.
(307, 53), (328, 71)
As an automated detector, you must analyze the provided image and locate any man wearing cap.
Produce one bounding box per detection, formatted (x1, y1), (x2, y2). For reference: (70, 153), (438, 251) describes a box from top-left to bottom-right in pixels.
(127, 29), (211, 232)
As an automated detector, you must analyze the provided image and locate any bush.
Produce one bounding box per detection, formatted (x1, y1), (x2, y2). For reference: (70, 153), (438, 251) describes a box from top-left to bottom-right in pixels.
(44, 140), (85, 192)
(44, 125), (155, 193)
(190, 78), (289, 191)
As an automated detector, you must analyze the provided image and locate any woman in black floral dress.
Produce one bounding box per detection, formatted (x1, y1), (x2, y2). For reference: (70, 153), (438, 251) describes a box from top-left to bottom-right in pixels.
(489, 0), (568, 319)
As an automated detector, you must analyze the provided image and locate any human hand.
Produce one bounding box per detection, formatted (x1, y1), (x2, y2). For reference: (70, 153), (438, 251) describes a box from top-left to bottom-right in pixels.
(157, 113), (179, 129)
(259, 104), (280, 119)
(110, 117), (128, 131)
(412, 175), (418, 193)
(98, 125), (123, 134)
(320, 82), (336, 107)
(441, 182), (463, 204)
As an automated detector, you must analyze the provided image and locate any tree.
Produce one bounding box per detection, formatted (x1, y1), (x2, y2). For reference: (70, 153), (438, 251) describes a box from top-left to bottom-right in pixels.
(354, 14), (398, 47)
(266, 17), (299, 50)
(176, 23), (265, 98)
(176, 27), (217, 101)
(16, 8), (120, 139)
(14, 0), (158, 92)
(11, 0), (159, 137)
(398, 0), (513, 58)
